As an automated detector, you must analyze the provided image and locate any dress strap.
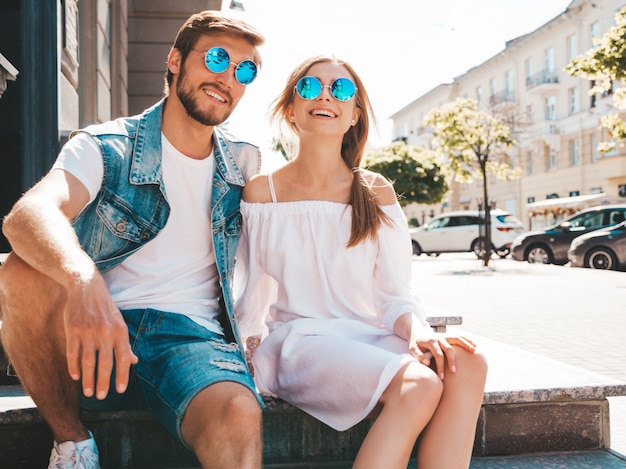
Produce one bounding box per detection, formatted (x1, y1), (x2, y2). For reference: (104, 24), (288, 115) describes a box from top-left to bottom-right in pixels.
(267, 172), (278, 203)
(368, 173), (378, 188)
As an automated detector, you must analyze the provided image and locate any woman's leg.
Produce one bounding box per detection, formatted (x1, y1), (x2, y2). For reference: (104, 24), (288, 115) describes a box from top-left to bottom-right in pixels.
(352, 361), (443, 469)
(417, 347), (488, 469)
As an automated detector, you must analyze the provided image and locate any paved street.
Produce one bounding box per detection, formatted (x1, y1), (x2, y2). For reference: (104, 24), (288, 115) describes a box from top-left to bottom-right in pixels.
(411, 252), (626, 455)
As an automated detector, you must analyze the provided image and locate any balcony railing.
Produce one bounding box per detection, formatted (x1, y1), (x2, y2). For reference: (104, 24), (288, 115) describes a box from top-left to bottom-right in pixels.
(526, 70), (559, 89)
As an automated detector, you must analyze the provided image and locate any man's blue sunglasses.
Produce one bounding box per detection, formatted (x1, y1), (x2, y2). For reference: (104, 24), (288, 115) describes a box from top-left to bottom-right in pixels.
(194, 46), (258, 85)
(295, 76), (357, 102)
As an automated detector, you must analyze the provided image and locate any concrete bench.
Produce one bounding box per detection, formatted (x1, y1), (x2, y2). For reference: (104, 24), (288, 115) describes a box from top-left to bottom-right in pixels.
(1, 331), (625, 468)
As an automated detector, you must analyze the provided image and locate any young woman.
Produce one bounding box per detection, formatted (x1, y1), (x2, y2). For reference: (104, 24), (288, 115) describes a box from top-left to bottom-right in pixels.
(235, 55), (488, 469)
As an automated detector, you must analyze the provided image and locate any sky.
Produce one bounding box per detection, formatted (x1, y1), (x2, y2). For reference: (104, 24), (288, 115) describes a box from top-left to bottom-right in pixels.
(221, 0), (573, 159)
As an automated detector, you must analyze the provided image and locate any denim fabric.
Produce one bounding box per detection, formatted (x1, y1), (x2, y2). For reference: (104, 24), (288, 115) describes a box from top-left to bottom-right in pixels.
(69, 98), (261, 348)
(82, 309), (263, 444)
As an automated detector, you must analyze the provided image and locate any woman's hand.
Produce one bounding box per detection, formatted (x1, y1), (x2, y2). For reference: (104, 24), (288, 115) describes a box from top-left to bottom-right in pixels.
(394, 313), (477, 380)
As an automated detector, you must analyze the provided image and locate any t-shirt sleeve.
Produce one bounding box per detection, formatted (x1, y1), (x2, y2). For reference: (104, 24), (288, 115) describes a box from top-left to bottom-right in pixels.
(373, 202), (430, 332)
(52, 132), (104, 205)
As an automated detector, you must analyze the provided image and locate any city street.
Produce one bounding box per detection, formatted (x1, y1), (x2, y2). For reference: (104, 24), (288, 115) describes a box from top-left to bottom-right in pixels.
(411, 252), (626, 455)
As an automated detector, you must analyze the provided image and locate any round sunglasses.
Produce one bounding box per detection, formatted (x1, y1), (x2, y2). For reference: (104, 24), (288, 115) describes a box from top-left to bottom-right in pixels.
(295, 76), (357, 101)
(196, 46), (258, 85)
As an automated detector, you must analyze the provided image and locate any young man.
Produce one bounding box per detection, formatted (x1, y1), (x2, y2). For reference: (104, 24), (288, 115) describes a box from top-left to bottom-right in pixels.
(0, 10), (265, 469)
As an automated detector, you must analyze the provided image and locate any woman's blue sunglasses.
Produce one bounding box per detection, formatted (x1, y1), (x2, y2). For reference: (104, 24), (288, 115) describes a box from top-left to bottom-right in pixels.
(295, 76), (357, 101)
(197, 46), (258, 85)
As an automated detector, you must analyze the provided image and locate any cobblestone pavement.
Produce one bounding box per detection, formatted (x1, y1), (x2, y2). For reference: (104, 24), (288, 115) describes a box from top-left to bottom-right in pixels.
(411, 252), (626, 456)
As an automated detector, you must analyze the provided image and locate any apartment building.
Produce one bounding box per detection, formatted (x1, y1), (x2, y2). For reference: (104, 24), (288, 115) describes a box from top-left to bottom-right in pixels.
(391, 0), (626, 229)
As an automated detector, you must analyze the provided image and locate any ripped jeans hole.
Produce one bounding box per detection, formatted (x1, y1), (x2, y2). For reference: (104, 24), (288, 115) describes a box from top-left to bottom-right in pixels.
(208, 340), (240, 353)
(210, 358), (246, 373)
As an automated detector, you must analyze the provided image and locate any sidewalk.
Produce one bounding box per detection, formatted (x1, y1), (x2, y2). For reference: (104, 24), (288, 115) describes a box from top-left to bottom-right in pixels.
(411, 253), (626, 456)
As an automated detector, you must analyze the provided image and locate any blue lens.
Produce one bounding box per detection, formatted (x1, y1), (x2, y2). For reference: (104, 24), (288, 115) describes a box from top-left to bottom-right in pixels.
(330, 78), (356, 101)
(296, 76), (323, 100)
(235, 61), (258, 85)
(205, 47), (230, 73)
(295, 76), (356, 101)
(204, 47), (258, 85)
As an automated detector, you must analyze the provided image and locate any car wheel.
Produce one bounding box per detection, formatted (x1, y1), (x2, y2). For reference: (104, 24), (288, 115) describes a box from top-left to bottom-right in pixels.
(586, 248), (617, 270)
(525, 244), (553, 264)
(412, 241), (422, 256)
(471, 238), (487, 258)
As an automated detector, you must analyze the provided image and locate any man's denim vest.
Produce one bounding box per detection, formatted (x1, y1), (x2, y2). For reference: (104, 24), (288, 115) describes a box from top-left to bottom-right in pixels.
(70, 99), (261, 347)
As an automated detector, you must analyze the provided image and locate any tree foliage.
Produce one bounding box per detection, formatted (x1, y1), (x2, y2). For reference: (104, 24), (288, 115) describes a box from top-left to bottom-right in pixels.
(362, 141), (448, 207)
(423, 98), (519, 183)
(566, 6), (626, 153)
(422, 97), (519, 265)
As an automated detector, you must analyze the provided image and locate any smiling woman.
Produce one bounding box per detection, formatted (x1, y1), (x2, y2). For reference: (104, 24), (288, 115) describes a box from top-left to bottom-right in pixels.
(234, 54), (488, 469)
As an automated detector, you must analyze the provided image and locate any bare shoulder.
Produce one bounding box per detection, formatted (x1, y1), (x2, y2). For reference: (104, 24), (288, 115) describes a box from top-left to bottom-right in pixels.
(242, 173), (272, 203)
(359, 169), (397, 206)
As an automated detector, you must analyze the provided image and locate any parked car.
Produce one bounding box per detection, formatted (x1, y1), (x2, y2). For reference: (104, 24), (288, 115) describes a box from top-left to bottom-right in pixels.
(511, 204), (626, 265)
(409, 209), (524, 258)
(567, 221), (626, 270)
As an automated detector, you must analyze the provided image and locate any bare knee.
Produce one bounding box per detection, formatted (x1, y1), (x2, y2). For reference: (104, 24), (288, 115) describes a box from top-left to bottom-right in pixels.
(182, 383), (262, 451)
(382, 362), (443, 412)
(452, 347), (488, 388)
(0, 253), (64, 325)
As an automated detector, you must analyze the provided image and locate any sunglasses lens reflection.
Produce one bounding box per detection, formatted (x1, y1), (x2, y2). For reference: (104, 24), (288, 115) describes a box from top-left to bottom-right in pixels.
(205, 47), (230, 73)
(331, 78), (356, 101)
(296, 76), (322, 100)
(236, 61), (258, 85)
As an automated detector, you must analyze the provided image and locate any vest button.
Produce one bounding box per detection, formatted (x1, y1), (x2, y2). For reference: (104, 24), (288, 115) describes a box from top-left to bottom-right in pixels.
(141, 232), (150, 241)
(115, 220), (127, 232)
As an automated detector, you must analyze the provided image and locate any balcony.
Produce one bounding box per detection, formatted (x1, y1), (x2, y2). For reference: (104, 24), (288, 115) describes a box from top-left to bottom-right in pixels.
(526, 70), (559, 95)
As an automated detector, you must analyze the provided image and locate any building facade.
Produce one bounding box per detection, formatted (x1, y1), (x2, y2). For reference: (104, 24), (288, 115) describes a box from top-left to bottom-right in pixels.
(391, 0), (626, 229)
(0, 0), (222, 251)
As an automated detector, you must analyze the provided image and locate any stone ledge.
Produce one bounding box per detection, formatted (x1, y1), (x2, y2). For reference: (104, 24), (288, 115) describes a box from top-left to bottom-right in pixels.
(1, 334), (625, 467)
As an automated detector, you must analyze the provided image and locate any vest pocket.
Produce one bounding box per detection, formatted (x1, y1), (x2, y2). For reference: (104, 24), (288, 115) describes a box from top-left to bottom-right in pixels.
(97, 194), (156, 244)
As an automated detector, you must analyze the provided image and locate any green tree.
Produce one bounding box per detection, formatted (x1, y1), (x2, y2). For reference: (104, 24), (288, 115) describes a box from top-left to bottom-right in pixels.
(362, 141), (448, 207)
(566, 6), (626, 153)
(423, 98), (519, 266)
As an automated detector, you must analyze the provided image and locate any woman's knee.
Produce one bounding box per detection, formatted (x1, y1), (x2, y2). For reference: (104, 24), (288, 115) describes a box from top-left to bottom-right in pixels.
(383, 362), (443, 410)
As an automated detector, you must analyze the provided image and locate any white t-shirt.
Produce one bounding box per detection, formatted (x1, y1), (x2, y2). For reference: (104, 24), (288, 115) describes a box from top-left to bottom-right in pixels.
(53, 132), (223, 334)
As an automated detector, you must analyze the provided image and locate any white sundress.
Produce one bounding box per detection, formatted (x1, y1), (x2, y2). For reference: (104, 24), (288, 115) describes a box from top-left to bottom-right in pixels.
(234, 174), (429, 431)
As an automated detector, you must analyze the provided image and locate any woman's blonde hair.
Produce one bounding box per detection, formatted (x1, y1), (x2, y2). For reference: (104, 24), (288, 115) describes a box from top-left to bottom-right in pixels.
(269, 55), (391, 247)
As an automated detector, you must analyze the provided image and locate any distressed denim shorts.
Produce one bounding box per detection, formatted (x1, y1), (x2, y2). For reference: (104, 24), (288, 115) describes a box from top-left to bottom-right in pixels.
(81, 308), (263, 445)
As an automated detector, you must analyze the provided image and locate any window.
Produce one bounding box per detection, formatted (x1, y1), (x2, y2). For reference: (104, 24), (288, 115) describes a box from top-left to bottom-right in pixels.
(569, 191), (580, 197)
(545, 95), (556, 121)
(528, 151), (535, 175)
(548, 147), (557, 171)
(570, 140), (580, 166)
(567, 34), (578, 61)
(525, 59), (533, 85)
(490, 78), (496, 99)
(505, 69), (514, 94)
(592, 134), (600, 162)
(569, 87), (579, 114)
(544, 47), (555, 73)
(476, 86), (483, 104)
(590, 21), (601, 47)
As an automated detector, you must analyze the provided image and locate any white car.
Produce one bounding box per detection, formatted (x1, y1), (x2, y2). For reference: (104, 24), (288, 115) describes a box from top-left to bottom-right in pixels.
(409, 209), (525, 258)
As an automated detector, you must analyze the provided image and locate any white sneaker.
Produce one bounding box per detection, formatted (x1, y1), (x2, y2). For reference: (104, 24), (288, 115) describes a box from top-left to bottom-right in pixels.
(48, 431), (101, 469)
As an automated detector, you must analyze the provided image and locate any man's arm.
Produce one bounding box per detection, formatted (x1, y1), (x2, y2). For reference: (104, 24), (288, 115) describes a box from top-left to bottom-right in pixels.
(2, 169), (138, 399)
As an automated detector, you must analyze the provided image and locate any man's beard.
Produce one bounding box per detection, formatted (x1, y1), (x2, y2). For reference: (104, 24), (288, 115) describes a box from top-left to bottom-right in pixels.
(176, 67), (233, 126)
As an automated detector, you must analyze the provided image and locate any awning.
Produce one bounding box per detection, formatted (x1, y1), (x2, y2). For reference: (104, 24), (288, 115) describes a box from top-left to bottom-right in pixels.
(527, 193), (622, 213)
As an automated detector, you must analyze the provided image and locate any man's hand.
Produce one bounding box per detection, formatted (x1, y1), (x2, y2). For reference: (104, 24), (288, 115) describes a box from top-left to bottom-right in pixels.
(64, 271), (138, 400)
